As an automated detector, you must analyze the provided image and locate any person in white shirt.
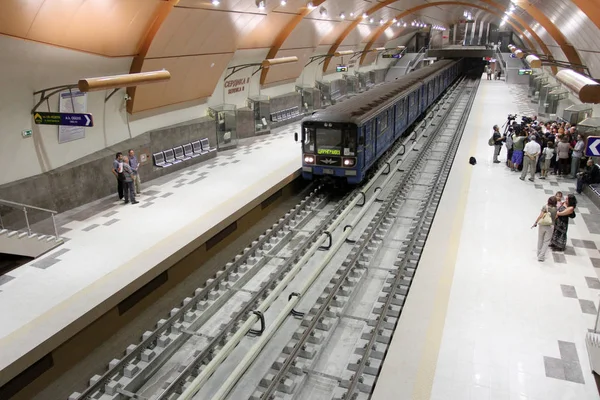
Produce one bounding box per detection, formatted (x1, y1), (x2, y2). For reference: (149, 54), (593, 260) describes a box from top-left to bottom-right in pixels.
(520, 135), (541, 182)
(570, 134), (585, 178)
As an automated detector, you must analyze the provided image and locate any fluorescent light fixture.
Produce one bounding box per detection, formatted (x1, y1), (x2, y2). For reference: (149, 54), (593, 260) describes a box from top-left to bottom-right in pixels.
(212, 0), (220, 5)
(340, 12), (345, 19)
(334, 50), (355, 56)
(78, 70), (171, 92)
(261, 56), (299, 68)
(375, 47), (386, 51)
(280, 0), (286, 5)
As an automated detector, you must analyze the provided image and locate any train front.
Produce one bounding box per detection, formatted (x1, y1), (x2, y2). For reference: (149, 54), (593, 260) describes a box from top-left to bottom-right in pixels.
(300, 120), (361, 185)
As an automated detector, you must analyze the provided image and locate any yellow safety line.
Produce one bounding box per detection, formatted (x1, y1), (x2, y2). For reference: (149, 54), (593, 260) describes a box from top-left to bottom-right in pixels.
(0, 159), (299, 352)
(411, 81), (486, 399)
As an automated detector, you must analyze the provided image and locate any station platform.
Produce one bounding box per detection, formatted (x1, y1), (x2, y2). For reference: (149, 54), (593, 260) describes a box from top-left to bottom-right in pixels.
(0, 124), (301, 392)
(374, 77), (600, 400)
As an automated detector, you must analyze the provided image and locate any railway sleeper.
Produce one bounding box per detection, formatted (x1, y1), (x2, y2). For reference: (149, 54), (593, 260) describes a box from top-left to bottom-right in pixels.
(292, 328), (325, 344)
(347, 358), (382, 376)
(361, 330), (392, 345)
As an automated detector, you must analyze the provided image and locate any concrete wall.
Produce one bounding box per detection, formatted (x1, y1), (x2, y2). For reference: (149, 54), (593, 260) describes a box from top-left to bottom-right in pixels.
(0, 119), (217, 229)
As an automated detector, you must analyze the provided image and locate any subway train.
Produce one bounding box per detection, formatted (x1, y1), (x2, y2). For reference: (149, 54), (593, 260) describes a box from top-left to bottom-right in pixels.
(298, 59), (463, 185)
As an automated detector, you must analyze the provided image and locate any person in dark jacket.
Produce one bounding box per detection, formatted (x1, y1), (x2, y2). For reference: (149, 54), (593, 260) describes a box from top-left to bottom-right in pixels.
(576, 159), (600, 194)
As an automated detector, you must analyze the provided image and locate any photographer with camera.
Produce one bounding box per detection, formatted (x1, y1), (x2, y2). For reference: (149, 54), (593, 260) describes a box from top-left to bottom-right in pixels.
(489, 125), (503, 163)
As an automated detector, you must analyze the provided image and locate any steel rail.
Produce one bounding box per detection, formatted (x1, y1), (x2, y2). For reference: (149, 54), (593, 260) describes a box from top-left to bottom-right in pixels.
(75, 183), (321, 400)
(210, 76), (467, 400)
(344, 77), (479, 399)
(255, 76), (469, 400)
(174, 80), (461, 400)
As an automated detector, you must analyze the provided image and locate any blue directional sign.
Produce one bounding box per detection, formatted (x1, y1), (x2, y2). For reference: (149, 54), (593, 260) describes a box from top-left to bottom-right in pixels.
(510, 53), (516, 58)
(33, 112), (93, 127)
(586, 136), (600, 157)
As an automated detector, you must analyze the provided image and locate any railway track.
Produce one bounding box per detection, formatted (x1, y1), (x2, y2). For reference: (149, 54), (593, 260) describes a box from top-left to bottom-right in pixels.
(71, 75), (477, 400)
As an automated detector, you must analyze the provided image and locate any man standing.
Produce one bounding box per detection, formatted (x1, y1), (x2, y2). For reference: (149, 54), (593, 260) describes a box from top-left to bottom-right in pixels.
(128, 149), (142, 195)
(112, 152), (124, 200)
(492, 125), (503, 163)
(520, 135), (541, 182)
(570, 134), (585, 179)
(505, 127), (514, 169)
(121, 156), (139, 204)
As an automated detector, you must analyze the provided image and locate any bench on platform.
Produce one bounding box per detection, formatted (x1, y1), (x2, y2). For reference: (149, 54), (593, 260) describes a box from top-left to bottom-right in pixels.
(153, 138), (216, 168)
(270, 106), (300, 123)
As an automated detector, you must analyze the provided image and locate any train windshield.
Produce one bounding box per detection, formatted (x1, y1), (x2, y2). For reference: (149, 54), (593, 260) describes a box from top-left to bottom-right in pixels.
(303, 126), (356, 156)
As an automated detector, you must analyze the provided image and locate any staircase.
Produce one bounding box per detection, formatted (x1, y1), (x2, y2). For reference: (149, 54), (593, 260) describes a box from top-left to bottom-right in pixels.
(405, 47), (428, 75)
(0, 199), (64, 258)
(385, 52), (420, 81)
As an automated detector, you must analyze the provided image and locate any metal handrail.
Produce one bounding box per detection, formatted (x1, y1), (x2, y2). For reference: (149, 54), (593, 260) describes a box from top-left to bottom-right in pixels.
(405, 47), (427, 74)
(0, 199), (57, 214)
(0, 198), (59, 239)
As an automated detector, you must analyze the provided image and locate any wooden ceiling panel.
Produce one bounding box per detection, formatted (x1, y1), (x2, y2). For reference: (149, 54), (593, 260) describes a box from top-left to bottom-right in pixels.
(319, 20), (353, 46)
(0, 0), (44, 38)
(238, 13), (295, 49)
(262, 48), (310, 85)
(19, 0), (163, 56)
(132, 53), (234, 112)
(281, 18), (340, 50)
(147, 8), (264, 57)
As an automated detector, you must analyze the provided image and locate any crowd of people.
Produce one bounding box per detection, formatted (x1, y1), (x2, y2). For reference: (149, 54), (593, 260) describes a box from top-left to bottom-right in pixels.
(488, 115), (600, 262)
(490, 116), (600, 191)
(112, 150), (142, 205)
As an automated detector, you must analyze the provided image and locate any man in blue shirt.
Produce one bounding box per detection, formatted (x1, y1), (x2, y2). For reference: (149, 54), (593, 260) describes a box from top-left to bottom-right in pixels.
(128, 149), (142, 195)
(112, 152), (124, 200)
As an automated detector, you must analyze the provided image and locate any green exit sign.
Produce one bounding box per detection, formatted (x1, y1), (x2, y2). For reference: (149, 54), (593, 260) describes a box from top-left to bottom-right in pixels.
(22, 129), (32, 138)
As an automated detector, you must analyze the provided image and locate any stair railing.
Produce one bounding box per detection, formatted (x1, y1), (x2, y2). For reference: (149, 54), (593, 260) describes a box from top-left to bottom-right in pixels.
(0, 199), (59, 239)
(405, 46), (428, 74)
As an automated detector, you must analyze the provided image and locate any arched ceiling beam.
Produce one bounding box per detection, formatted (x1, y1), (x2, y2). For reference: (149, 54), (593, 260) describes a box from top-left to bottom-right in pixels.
(127, 0), (179, 114)
(323, 0), (560, 74)
(512, 0), (583, 69)
(569, 0), (600, 31)
(358, 2), (542, 66)
(258, 1), (326, 85)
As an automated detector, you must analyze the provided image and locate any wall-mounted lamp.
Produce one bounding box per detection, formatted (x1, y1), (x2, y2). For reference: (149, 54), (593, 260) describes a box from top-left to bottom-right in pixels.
(340, 12), (345, 19)
(78, 70), (171, 92)
(379, 19), (384, 25)
(334, 50), (355, 56)
(374, 47), (386, 51)
(515, 49), (524, 59)
(280, 0), (286, 5)
(369, 17), (374, 23)
(212, 0), (220, 5)
(362, 13), (368, 19)
(307, 2), (315, 10)
(556, 69), (600, 104)
(525, 55), (541, 69)
(349, 12), (354, 17)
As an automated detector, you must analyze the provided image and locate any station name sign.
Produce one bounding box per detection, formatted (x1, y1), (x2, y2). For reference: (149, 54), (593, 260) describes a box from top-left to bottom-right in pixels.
(224, 77), (250, 95)
(382, 54), (402, 59)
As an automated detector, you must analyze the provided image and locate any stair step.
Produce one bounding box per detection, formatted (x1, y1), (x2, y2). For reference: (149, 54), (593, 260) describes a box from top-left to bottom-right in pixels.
(37, 235), (47, 241)
(7, 231), (18, 238)
(17, 232), (29, 239)
(0, 229), (7, 236)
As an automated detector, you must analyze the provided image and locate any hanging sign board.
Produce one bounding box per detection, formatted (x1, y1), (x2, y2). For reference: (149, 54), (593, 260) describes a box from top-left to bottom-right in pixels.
(33, 112), (93, 127)
(518, 69), (533, 75)
(58, 90), (89, 143)
(586, 136), (600, 157)
(224, 77), (250, 95)
(336, 65), (348, 72)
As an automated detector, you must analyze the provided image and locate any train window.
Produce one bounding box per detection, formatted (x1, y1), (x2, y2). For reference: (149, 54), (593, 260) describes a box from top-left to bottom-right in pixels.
(380, 110), (388, 133)
(343, 130), (356, 156)
(303, 127), (315, 153)
(316, 128), (342, 155)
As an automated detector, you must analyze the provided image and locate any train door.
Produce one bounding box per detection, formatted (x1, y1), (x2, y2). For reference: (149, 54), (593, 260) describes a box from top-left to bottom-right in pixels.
(363, 121), (376, 168)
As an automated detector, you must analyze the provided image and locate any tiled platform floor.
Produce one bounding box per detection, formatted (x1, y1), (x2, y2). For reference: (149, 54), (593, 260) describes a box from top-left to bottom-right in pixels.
(0, 123), (301, 379)
(374, 77), (600, 400)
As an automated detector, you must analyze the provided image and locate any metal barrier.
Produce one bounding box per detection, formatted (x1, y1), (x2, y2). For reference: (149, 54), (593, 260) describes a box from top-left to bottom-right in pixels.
(0, 199), (59, 239)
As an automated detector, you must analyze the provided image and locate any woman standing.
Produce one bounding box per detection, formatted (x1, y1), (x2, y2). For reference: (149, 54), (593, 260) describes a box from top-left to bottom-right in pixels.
(540, 141), (554, 179)
(532, 196), (557, 261)
(550, 194), (577, 251)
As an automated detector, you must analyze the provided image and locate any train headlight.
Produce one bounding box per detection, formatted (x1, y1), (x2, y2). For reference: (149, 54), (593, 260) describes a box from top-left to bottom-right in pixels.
(304, 155), (315, 164)
(343, 158), (355, 167)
